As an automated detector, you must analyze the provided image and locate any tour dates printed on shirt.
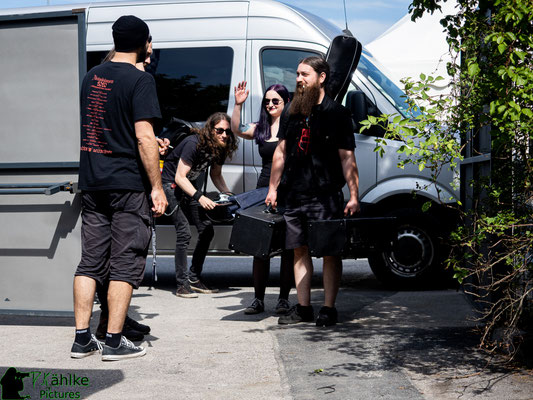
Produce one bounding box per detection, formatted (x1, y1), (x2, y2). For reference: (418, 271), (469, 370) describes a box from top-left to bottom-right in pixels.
(80, 74), (113, 155)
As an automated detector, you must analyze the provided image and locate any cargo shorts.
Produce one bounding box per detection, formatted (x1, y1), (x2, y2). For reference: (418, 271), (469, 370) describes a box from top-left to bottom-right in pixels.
(75, 190), (152, 289)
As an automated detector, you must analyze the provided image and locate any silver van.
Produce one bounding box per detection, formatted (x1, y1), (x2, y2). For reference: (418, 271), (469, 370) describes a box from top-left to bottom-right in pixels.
(0, 0), (457, 313)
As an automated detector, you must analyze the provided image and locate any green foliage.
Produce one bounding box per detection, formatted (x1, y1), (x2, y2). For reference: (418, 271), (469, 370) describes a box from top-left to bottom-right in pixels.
(359, 72), (463, 196)
(362, 0), (533, 359)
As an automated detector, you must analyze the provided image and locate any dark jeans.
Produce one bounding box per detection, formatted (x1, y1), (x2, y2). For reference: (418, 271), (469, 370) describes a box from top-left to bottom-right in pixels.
(169, 197), (214, 286)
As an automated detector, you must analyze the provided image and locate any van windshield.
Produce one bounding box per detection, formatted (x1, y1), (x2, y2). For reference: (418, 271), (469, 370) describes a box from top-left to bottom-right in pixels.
(357, 54), (419, 118)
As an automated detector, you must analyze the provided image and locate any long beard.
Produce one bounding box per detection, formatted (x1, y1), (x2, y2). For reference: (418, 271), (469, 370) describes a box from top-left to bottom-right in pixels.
(289, 83), (321, 117)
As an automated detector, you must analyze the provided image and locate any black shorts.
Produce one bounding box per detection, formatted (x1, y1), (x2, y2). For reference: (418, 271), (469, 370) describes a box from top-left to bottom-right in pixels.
(75, 191), (152, 289)
(283, 191), (344, 249)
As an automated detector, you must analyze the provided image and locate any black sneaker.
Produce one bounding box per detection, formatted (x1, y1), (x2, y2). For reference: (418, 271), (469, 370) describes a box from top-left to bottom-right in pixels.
(95, 316), (144, 341)
(125, 315), (151, 334)
(70, 334), (103, 359)
(122, 326), (144, 341)
(316, 306), (338, 327)
(278, 304), (314, 325)
(275, 298), (291, 314)
(244, 298), (264, 314)
(102, 336), (146, 361)
(176, 285), (199, 298)
(189, 279), (219, 294)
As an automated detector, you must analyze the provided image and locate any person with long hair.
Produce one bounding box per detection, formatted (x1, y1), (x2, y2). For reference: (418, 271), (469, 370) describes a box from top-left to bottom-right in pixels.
(266, 57), (360, 327)
(231, 81), (294, 315)
(162, 112), (238, 297)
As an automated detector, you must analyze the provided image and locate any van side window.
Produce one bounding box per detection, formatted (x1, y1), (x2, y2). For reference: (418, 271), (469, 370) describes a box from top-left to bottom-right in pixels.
(87, 46), (234, 130)
(148, 47), (233, 126)
(261, 48), (321, 95)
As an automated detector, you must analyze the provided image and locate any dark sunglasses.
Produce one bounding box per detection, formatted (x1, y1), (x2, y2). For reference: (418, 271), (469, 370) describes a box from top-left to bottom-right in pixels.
(214, 128), (232, 135)
(263, 98), (283, 106)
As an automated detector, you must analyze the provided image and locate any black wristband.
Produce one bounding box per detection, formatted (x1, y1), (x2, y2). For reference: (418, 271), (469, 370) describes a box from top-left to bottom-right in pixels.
(192, 190), (203, 201)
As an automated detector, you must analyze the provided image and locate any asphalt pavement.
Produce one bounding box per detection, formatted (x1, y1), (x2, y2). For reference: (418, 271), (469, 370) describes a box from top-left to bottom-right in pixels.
(1, 257), (531, 400)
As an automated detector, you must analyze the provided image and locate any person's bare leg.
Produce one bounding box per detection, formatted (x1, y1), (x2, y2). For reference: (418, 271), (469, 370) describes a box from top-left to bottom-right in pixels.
(106, 280), (133, 334)
(294, 245), (313, 306)
(73, 275), (97, 329)
(323, 255), (342, 307)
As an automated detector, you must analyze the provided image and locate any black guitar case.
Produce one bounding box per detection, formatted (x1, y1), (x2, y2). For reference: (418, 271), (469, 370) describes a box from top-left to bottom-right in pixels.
(325, 34), (362, 103)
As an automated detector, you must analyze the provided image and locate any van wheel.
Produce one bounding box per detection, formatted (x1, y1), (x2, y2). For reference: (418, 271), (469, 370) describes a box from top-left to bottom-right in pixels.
(368, 208), (442, 289)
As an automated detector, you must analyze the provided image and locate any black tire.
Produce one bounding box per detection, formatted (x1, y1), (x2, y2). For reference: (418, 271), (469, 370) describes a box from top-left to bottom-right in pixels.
(368, 208), (443, 289)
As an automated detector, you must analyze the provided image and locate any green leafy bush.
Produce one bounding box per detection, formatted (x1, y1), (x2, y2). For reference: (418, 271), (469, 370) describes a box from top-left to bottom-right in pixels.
(362, 0), (532, 360)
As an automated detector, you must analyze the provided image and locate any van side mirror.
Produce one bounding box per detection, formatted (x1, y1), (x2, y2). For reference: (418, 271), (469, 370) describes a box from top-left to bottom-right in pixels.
(346, 90), (385, 137)
(346, 90), (368, 132)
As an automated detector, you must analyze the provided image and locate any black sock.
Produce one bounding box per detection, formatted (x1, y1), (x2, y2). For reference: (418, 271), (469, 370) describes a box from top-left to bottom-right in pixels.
(75, 328), (92, 345)
(105, 332), (122, 348)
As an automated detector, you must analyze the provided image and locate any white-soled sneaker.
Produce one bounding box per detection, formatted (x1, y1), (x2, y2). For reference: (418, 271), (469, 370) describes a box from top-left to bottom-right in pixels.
(102, 336), (146, 361)
(189, 279), (219, 294)
(70, 334), (103, 359)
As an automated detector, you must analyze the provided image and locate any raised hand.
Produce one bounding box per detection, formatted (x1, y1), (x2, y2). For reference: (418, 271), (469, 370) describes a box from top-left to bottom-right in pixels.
(234, 81), (249, 105)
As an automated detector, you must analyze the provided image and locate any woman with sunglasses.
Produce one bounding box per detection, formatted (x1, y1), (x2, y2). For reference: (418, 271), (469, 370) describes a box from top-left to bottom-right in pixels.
(231, 81), (294, 315)
(162, 112), (238, 298)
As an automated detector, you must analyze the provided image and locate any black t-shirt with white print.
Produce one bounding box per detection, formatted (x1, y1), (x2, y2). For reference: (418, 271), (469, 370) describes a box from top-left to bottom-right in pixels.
(78, 61), (161, 192)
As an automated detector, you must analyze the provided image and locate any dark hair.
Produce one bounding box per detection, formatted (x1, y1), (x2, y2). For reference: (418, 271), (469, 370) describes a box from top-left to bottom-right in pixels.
(102, 48), (116, 63)
(254, 84), (290, 144)
(300, 56), (330, 88)
(196, 112), (238, 161)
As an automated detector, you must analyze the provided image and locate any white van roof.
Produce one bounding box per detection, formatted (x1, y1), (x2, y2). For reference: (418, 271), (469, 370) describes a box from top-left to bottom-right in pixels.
(0, 0), (342, 47)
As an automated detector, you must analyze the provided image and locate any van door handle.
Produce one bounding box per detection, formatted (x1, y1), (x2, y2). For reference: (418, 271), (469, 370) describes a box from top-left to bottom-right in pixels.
(0, 181), (76, 195)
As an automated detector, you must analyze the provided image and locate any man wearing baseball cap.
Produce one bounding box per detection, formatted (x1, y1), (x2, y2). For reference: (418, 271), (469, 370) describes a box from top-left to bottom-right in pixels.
(71, 15), (167, 361)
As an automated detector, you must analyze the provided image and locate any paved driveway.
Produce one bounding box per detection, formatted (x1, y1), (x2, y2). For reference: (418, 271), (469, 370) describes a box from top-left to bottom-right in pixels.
(0, 257), (531, 399)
